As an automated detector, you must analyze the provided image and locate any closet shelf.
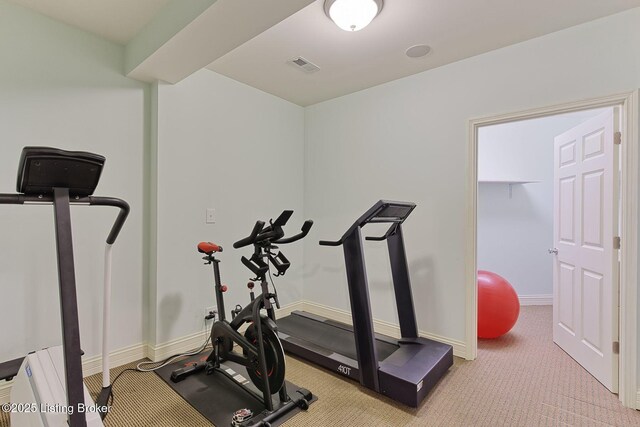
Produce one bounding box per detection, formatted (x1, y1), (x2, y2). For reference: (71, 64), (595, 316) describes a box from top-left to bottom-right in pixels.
(478, 180), (541, 198)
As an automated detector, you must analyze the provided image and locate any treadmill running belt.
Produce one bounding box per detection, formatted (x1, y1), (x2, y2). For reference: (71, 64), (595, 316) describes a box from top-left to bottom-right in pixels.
(278, 314), (397, 362)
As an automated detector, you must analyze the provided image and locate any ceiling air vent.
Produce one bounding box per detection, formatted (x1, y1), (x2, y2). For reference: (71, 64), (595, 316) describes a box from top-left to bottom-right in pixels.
(288, 56), (320, 73)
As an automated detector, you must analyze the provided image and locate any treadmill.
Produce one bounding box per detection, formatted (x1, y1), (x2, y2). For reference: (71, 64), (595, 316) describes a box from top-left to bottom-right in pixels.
(277, 200), (453, 407)
(0, 147), (130, 427)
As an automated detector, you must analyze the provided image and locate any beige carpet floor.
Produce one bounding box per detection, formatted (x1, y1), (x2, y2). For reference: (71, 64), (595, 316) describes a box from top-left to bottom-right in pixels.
(1, 306), (639, 426)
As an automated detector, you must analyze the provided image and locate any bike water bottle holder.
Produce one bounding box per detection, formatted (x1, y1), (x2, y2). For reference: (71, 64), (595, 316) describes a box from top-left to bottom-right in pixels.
(241, 255), (269, 278)
(268, 251), (290, 276)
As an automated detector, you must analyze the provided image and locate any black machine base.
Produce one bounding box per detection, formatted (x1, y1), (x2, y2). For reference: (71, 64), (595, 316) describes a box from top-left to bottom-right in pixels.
(155, 354), (315, 427)
(278, 311), (453, 407)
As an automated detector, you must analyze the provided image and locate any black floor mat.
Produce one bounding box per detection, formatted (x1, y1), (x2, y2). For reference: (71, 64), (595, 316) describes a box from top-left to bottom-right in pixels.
(155, 354), (315, 427)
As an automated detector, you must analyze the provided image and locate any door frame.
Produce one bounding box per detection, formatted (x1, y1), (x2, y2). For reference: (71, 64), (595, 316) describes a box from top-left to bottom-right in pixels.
(465, 91), (638, 409)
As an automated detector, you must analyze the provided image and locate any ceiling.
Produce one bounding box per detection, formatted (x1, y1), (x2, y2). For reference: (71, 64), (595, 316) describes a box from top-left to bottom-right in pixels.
(208, 0), (640, 106)
(8, 0), (169, 45)
(8, 0), (640, 106)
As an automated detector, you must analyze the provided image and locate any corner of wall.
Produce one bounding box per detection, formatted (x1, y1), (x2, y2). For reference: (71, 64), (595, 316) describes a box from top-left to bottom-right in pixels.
(301, 106), (314, 306)
(144, 81), (160, 348)
(301, 107), (311, 305)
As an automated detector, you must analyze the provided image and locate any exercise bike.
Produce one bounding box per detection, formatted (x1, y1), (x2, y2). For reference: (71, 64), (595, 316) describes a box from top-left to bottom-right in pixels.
(171, 210), (313, 426)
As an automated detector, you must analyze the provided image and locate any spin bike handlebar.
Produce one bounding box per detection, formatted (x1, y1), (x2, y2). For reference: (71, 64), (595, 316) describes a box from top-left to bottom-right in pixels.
(235, 211), (313, 279)
(233, 211), (313, 249)
(233, 220), (265, 249)
(275, 220), (313, 244)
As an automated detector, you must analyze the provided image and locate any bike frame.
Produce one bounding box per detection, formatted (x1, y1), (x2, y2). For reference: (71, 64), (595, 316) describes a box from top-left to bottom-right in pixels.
(207, 255), (289, 411)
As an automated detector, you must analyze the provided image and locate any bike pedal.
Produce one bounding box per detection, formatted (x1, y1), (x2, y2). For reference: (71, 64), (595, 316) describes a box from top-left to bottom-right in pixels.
(231, 408), (253, 426)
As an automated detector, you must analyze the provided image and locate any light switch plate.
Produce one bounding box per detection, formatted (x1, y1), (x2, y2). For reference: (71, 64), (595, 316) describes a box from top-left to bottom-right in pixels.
(206, 208), (215, 224)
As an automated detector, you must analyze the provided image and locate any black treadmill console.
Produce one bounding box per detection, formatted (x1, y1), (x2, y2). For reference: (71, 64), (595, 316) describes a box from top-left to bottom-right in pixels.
(17, 147), (105, 197)
(320, 200), (417, 246)
(369, 202), (415, 221)
(362, 200), (416, 224)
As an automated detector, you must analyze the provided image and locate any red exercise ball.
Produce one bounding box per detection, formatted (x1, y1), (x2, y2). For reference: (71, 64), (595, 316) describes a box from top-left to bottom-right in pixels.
(477, 270), (520, 339)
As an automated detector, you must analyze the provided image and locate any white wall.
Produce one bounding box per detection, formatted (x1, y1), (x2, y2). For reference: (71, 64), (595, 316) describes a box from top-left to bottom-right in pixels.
(151, 70), (305, 345)
(0, 1), (147, 361)
(2, 0), (638, 396)
(304, 9), (640, 348)
(477, 111), (606, 298)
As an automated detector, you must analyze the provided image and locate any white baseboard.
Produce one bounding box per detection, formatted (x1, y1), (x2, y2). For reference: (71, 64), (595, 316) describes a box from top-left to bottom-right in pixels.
(295, 300), (467, 358)
(82, 343), (147, 377)
(146, 330), (209, 362)
(276, 301), (305, 317)
(519, 294), (553, 306)
(636, 389), (640, 410)
(0, 343), (146, 404)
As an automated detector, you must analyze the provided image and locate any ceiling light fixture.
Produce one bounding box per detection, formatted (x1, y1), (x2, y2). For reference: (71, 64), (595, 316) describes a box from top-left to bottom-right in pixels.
(324, 0), (383, 32)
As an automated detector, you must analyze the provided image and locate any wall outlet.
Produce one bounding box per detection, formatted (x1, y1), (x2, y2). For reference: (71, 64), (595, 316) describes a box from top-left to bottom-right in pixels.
(204, 306), (216, 321)
(206, 208), (216, 224)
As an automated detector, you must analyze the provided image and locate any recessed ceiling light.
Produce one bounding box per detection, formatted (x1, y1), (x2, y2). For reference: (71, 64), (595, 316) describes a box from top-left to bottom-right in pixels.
(405, 45), (431, 58)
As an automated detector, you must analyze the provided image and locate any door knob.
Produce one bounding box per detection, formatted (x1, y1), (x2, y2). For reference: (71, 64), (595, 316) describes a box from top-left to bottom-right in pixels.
(548, 248), (558, 255)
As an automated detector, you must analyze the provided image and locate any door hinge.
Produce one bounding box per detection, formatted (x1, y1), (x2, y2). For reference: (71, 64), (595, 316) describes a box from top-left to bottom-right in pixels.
(613, 236), (621, 249)
(614, 131), (622, 145)
(613, 341), (619, 354)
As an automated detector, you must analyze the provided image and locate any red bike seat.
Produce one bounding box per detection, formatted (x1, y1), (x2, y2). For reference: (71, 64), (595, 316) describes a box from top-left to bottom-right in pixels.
(198, 241), (222, 254)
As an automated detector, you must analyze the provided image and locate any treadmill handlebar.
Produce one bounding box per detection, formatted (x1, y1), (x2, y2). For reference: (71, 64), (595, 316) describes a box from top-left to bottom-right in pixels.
(319, 200), (415, 248)
(89, 197), (130, 245)
(319, 239), (342, 246)
(0, 193), (130, 245)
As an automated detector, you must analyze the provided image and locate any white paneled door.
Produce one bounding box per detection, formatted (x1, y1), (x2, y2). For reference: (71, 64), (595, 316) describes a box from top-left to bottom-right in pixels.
(552, 109), (619, 392)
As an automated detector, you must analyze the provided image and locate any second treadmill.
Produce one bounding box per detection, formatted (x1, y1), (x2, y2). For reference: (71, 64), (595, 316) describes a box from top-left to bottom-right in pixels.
(277, 200), (453, 408)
